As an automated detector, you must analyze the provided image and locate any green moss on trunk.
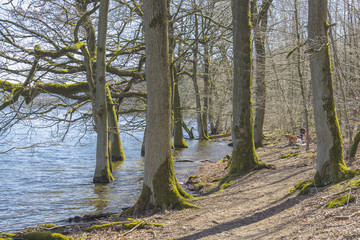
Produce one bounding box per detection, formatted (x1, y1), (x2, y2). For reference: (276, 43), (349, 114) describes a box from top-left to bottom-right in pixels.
(152, 156), (197, 210)
(93, 167), (114, 183)
(125, 156), (197, 215)
(349, 130), (360, 158)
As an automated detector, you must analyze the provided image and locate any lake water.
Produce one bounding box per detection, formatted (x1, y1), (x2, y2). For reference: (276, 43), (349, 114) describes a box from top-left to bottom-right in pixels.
(0, 121), (232, 232)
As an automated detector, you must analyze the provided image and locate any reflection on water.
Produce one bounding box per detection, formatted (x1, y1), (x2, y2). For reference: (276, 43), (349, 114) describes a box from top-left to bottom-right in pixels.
(0, 124), (231, 231)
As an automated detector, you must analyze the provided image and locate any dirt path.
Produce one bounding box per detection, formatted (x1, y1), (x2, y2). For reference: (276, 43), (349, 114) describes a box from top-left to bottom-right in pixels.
(144, 143), (316, 240)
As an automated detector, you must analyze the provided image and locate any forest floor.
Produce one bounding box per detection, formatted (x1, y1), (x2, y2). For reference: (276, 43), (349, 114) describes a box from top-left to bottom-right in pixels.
(3, 134), (360, 240)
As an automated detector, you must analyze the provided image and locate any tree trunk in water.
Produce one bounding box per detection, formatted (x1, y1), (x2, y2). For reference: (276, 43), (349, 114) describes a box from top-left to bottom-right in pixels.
(231, 0), (266, 175)
(308, 0), (357, 185)
(192, 15), (208, 140)
(173, 64), (188, 149)
(93, 0), (113, 183)
(202, 41), (210, 137)
(128, 0), (194, 214)
(107, 86), (125, 162)
(141, 127), (146, 157)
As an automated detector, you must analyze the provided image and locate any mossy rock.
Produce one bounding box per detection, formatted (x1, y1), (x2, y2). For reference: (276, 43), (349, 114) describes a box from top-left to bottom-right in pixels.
(17, 231), (73, 240)
(325, 194), (355, 208)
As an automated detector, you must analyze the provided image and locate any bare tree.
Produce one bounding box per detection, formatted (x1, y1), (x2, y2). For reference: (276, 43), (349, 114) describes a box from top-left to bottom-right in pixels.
(126, 0), (194, 214)
(230, 0), (267, 175)
(308, 0), (357, 185)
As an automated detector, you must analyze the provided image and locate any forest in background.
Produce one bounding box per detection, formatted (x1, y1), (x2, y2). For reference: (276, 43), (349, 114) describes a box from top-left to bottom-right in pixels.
(0, 0), (359, 148)
(0, 0), (360, 208)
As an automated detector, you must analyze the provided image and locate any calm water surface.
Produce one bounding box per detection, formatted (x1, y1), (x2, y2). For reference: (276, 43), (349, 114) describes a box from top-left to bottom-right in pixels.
(0, 123), (231, 231)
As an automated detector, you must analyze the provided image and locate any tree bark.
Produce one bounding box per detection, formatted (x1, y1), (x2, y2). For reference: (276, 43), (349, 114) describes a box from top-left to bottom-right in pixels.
(202, 40), (210, 138)
(192, 15), (208, 140)
(231, 0), (266, 175)
(107, 86), (125, 161)
(93, 0), (113, 183)
(128, 0), (194, 214)
(173, 64), (189, 149)
(253, 0), (271, 148)
(308, 0), (357, 185)
(294, 0), (310, 151)
(349, 129), (360, 158)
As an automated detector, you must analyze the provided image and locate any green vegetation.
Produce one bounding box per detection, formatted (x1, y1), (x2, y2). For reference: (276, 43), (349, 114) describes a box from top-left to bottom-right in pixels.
(290, 180), (313, 195)
(37, 224), (60, 228)
(0, 233), (15, 237)
(17, 231), (72, 240)
(85, 218), (163, 232)
(280, 153), (298, 159)
(325, 194), (355, 208)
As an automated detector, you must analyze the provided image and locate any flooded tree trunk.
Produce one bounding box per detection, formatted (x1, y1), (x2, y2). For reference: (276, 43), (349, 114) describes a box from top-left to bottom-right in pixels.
(308, 0), (357, 185)
(192, 15), (208, 140)
(107, 86), (125, 162)
(230, 0), (266, 175)
(127, 0), (194, 214)
(202, 41), (210, 138)
(93, 0), (113, 183)
(173, 64), (188, 149)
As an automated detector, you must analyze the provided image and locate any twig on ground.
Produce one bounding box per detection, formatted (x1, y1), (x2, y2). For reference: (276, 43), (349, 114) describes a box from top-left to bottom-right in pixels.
(121, 221), (144, 237)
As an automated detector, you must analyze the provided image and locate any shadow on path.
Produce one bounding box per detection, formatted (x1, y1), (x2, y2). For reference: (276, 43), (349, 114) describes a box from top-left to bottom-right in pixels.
(176, 195), (305, 240)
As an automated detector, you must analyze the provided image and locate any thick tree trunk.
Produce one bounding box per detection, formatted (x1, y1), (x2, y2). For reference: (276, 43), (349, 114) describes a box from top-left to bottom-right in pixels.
(93, 0), (113, 183)
(128, 0), (194, 214)
(230, 0), (266, 175)
(308, 0), (357, 185)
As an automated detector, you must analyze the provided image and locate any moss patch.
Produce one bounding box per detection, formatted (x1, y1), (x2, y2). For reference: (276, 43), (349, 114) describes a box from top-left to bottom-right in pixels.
(0, 233), (15, 237)
(290, 180), (314, 195)
(152, 156), (197, 210)
(37, 224), (60, 228)
(325, 194), (355, 208)
(280, 153), (298, 159)
(17, 231), (72, 240)
(85, 218), (162, 232)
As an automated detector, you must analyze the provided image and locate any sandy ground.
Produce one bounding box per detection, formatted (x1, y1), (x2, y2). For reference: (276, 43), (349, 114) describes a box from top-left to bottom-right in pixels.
(4, 136), (360, 239)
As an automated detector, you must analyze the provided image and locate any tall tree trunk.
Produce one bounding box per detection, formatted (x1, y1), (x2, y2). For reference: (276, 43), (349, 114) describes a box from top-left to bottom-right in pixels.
(128, 0), (194, 214)
(192, 15), (208, 140)
(294, 0), (310, 151)
(230, 0), (266, 175)
(173, 64), (188, 148)
(308, 0), (357, 185)
(76, 0), (125, 166)
(202, 40), (210, 137)
(253, 0), (272, 148)
(328, 11), (352, 153)
(93, 0), (113, 183)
